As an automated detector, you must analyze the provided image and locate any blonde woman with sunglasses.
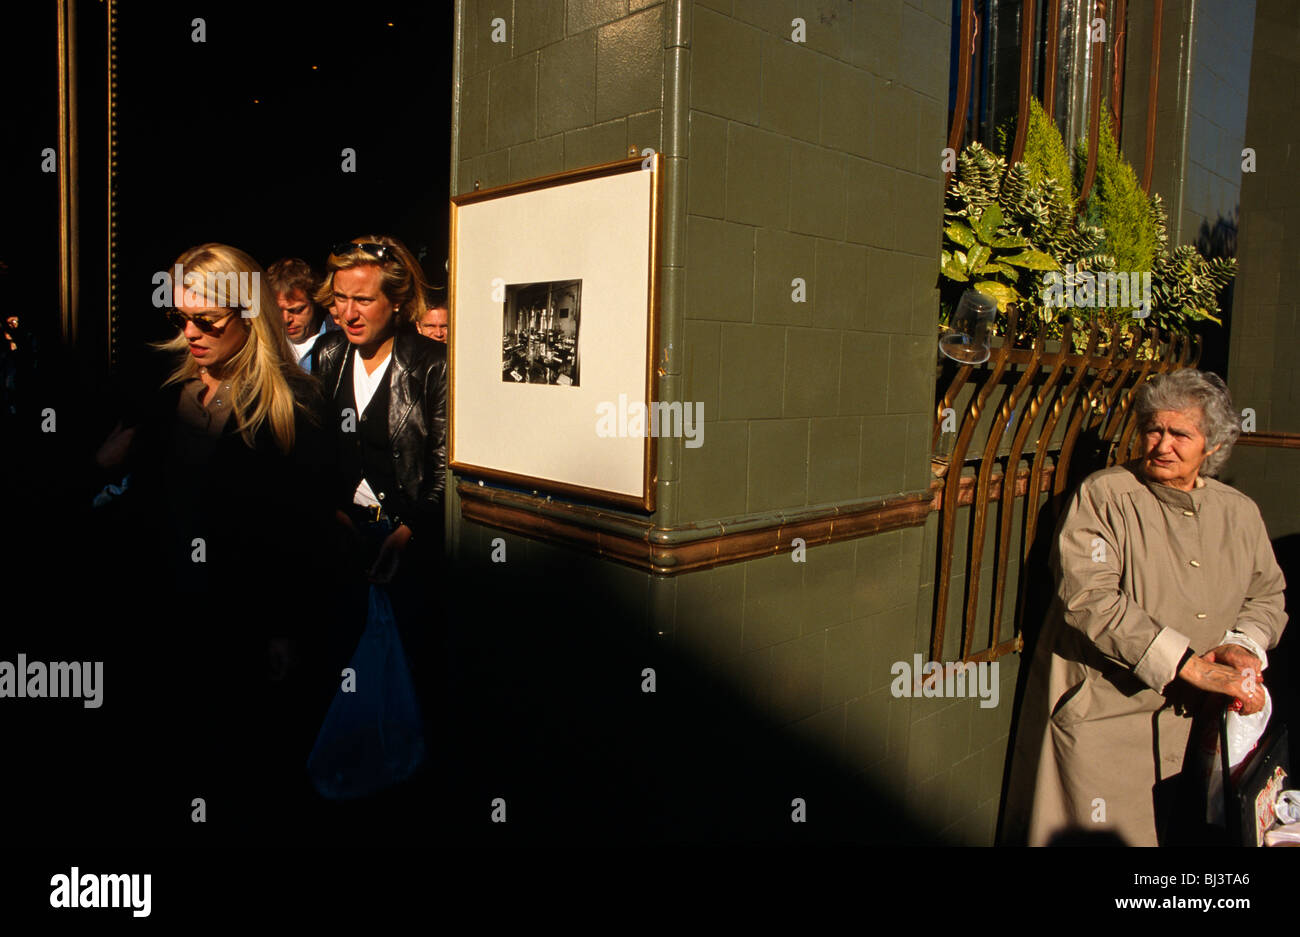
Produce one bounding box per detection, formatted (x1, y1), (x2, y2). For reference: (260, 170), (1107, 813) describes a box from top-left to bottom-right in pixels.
(98, 243), (341, 840)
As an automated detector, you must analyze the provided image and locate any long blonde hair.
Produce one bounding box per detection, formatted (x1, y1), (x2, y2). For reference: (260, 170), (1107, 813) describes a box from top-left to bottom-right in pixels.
(315, 234), (429, 327)
(155, 243), (301, 453)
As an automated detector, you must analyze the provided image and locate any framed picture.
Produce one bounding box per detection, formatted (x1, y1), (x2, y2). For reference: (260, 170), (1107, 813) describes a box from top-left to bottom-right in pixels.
(449, 154), (661, 512)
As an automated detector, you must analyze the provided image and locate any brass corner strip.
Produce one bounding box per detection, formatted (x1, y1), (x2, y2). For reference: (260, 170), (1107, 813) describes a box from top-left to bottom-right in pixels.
(1235, 432), (1300, 450)
(455, 479), (933, 575)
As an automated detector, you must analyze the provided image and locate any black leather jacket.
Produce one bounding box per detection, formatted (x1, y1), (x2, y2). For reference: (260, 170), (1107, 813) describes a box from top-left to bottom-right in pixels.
(312, 326), (448, 538)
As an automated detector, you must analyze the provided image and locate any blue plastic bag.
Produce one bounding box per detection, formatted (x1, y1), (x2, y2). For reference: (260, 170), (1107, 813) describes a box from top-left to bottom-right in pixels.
(307, 585), (427, 799)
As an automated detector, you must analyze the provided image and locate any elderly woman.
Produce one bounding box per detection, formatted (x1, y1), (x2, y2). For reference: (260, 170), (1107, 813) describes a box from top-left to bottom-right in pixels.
(1004, 369), (1287, 846)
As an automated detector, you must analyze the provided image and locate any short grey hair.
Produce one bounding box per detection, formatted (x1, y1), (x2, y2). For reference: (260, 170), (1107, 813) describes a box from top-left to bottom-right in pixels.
(1132, 369), (1239, 476)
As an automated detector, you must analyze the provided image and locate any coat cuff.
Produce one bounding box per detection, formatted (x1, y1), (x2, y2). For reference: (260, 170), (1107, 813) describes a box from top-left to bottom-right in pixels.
(1133, 626), (1191, 692)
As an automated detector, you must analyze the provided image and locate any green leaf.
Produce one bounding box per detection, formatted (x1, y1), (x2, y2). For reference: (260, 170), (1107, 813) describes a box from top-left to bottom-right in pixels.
(1001, 249), (1060, 271)
(940, 252), (969, 282)
(945, 223), (976, 249)
(975, 262), (1017, 277)
(974, 281), (1021, 312)
(973, 204), (1003, 243)
(989, 234), (1031, 248)
(966, 244), (991, 272)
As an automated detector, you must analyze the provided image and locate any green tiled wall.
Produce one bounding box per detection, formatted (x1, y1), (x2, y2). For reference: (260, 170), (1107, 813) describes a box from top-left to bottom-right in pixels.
(450, 0), (1014, 843)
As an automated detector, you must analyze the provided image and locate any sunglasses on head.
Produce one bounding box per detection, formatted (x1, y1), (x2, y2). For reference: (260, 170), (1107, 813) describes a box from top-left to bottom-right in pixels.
(330, 241), (400, 263)
(166, 307), (240, 334)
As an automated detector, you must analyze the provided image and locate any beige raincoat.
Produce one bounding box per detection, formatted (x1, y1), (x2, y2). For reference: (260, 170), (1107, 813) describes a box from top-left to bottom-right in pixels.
(1003, 462), (1287, 846)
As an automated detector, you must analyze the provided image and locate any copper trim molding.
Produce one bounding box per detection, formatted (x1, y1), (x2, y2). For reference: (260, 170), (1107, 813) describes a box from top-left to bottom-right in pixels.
(456, 480), (933, 575)
(1009, 0), (1038, 165)
(57, 0), (79, 345)
(1236, 432), (1300, 450)
(1076, 0), (1108, 209)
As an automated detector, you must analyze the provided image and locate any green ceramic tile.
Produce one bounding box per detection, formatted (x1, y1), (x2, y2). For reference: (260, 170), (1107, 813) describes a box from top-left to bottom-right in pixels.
(807, 415), (859, 502)
(471, 2), (515, 74)
(567, 0), (628, 34)
(539, 32), (597, 136)
(899, 4), (948, 101)
(844, 158), (897, 248)
(801, 539), (855, 629)
(747, 418), (808, 510)
(674, 561), (745, 661)
(679, 418), (748, 520)
(691, 8), (761, 122)
(563, 117), (626, 169)
(839, 332), (889, 416)
(770, 632), (826, 724)
(742, 552), (805, 650)
(795, 703), (846, 754)
(889, 170), (941, 256)
(725, 123), (791, 227)
(754, 228), (816, 326)
(822, 616), (871, 707)
(684, 215), (754, 322)
(906, 709), (944, 780)
(886, 333), (932, 414)
(864, 247), (912, 333)
(487, 53), (539, 151)
(849, 0), (900, 78)
(459, 148), (510, 194)
(853, 528), (903, 618)
(508, 133), (564, 181)
(881, 86), (921, 172)
(784, 328), (841, 418)
(626, 109), (663, 155)
(687, 111), (728, 217)
(844, 689), (890, 769)
(759, 34), (820, 143)
(683, 319), (721, 417)
(730, 0), (788, 35)
(789, 142), (845, 239)
(514, 0), (565, 53)
(904, 412), (932, 492)
(820, 59), (878, 158)
(719, 323), (785, 418)
(917, 95), (946, 180)
(794, 0), (851, 60)
(910, 254), (940, 337)
(460, 72), (489, 159)
(596, 6), (664, 121)
(937, 696), (974, 763)
(812, 239), (868, 330)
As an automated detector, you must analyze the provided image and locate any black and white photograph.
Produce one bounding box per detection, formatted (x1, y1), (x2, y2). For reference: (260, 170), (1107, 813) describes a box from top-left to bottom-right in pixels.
(501, 279), (581, 386)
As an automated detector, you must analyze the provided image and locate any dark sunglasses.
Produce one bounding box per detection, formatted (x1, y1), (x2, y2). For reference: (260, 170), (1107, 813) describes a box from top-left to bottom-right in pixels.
(166, 308), (239, 334)
(330, 241), (400, 263)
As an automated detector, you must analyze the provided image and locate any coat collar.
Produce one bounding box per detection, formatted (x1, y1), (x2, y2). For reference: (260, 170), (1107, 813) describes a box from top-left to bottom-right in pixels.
(1124, 459), (1209, 513)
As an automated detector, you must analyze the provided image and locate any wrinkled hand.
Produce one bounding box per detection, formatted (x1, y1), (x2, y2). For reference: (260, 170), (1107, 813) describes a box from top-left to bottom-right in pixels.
(1204, 644), (1261, 674)
(368, 524), (413, 584)
(1179, 652), (1266, 715)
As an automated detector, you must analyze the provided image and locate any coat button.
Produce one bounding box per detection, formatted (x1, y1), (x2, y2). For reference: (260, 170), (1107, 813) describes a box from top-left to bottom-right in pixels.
(1182, 510), (1195, 516)
(1189, 560), (1200, 567)
(378, 492), (386, 500)
(393, 449), (400, 459)
(1196, 613), (1207, 619)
